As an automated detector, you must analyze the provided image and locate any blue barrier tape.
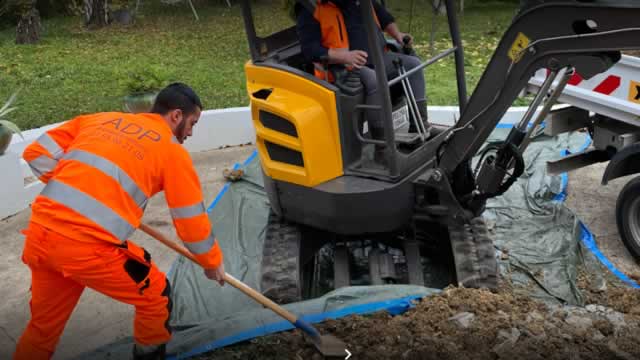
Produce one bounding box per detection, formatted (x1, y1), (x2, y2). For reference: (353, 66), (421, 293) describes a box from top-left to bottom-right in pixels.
(206, 150), (258, 213)
(579, 222), (640, 289)
(494, 121), (544, 129)
(243, 149), (258, 166)
(206, 162), (240, 213)
(552, 132), (592, 202)
(495, 123), (516, 129)
(551, 134), (639, 287)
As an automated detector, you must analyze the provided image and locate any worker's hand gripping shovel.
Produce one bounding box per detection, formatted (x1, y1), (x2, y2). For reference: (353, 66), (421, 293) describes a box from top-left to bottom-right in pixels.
(138, 223), (347, 358)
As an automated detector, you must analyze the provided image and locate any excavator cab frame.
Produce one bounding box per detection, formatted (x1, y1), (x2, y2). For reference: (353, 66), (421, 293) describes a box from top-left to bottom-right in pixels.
(240, 0), (469, 181)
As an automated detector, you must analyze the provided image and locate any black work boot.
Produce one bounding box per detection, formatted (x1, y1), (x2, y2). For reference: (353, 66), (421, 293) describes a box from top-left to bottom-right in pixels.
(409, 100), (432, 139)
(132, 343), (166, 360)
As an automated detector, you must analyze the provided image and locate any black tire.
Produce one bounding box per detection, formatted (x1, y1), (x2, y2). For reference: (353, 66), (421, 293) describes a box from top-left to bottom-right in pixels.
(615, 176), (640, 261)
(260, 210), (304, 304)
(448, 217), (499, 289)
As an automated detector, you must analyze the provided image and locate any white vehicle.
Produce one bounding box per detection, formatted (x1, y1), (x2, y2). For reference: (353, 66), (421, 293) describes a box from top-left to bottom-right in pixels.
(526, 54), (640, 260)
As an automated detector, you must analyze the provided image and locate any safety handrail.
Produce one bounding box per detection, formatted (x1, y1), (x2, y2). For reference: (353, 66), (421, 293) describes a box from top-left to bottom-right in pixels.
(352, 105), (387, 146)
(388, 47), (457, 87)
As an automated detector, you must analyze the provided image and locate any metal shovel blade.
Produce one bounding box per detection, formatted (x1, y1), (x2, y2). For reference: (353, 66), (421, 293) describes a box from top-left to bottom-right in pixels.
(309, 333), (348, 358)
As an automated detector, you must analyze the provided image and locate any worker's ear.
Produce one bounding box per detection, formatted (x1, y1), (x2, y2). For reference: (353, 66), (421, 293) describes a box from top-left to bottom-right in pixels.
(168, 109), (184, 127)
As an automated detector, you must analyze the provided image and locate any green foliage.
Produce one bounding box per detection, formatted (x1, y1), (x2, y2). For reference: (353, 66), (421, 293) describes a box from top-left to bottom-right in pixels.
(1, 0), (133, 19)
(0, 0), (12, 17)
(111, 0), (131, 9)
(0, 0), (29, 20)
(61, 0), (85, 16)
(0, 0), (520, 130)
(0, 91), (24, 139)
(282, 0), (296, 21)
(124, 66), (169, 95)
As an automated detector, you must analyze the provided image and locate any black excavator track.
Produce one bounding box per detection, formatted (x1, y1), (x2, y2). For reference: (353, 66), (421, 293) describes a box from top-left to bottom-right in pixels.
(259, 211), (304, 304)
(448, 217), (499, 289)
(260, 208), (498, 300)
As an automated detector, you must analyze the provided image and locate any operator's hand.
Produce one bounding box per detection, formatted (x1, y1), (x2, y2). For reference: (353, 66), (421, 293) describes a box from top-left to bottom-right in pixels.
(204, 262), (225, 286)
(343, 50), (368, 69)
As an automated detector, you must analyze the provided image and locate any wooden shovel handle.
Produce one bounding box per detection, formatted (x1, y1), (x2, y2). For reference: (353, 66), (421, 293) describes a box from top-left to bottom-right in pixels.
(138, 223), (299, 324)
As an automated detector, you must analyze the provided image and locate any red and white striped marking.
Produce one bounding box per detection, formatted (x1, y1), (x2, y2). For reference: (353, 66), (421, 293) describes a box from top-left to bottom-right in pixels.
(546, 69), (621, 95)
(529, 55), (640, 127)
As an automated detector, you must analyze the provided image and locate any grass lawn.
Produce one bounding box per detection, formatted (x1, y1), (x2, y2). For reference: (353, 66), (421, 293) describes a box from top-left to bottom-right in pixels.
(0, 1), (519, 130)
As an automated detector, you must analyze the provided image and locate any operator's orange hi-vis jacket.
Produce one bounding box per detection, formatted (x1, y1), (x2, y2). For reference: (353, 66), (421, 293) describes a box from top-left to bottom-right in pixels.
(312, 0), (382, 82)
(22, 112), (223, 269)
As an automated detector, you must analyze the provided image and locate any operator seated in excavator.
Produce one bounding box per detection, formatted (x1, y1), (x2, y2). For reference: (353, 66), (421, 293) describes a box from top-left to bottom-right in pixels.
(294, 0), (431, 164)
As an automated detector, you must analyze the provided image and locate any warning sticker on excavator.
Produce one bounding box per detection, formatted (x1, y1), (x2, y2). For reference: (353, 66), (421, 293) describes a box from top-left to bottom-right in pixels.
(508, 32), (530, 63)
(628, 80), (640, 104)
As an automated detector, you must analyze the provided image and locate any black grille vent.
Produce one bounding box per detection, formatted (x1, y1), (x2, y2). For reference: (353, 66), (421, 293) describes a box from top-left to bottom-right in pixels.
(260, 111), (298, 137)
(265, 141), (304, 167)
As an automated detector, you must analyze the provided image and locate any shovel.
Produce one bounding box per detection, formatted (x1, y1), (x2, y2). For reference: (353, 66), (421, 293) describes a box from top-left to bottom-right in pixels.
(139, 223), (347, 357)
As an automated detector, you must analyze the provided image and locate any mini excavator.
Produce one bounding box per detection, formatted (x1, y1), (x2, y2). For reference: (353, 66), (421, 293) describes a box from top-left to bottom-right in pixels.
(239, 0), (640, 303)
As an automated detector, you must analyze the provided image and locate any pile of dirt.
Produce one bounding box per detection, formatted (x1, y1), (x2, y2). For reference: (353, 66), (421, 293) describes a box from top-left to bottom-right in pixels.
(577, 270), (640, 315)
(199, 282), (640, 360)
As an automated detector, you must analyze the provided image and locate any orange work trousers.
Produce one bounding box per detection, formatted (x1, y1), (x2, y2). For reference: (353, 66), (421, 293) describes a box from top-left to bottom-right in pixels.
(14, 222), (172, 360)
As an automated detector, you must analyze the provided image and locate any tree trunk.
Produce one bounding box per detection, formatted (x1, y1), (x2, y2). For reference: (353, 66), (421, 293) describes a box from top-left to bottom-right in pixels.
(16, 1), (41, 44)
(84, 0), (109, 28)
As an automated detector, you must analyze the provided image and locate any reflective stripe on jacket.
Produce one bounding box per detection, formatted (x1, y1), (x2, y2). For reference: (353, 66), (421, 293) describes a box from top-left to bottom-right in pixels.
(22, 112), (223, 269)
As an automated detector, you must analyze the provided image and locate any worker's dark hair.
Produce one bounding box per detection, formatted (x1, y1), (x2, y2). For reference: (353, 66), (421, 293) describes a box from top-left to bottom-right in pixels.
(151, 82), (203, 115)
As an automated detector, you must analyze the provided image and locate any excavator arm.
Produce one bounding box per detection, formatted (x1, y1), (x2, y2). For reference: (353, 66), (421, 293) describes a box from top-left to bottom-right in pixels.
(438, 1), (640, 202)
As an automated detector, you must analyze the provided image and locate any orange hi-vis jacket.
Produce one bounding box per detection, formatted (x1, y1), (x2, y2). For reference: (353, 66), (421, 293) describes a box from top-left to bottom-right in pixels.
(22, 112), (223, 269)
(312, 1), (382, 82)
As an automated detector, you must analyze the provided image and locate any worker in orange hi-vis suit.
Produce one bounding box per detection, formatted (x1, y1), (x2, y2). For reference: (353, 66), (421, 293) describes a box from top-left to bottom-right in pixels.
(14, 83), (225, 360)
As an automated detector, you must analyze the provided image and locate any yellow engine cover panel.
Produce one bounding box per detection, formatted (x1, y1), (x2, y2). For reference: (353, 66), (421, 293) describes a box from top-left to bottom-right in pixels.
(245, 62), (344, 188)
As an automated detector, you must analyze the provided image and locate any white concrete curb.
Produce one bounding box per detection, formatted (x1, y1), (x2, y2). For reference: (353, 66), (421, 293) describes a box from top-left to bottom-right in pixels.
(2, 105), (536, 220)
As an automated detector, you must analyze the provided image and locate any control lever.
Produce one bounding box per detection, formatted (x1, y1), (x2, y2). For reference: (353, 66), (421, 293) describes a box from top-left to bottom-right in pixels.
(335, 67), (363, 96)
(318, 54), (363, 96)
(393, 57), (427, 140)
(402, 35), (417, 56)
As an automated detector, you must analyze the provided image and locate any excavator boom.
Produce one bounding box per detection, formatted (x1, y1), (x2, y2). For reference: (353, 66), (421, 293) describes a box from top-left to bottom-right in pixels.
(441, 1), (640, 176)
